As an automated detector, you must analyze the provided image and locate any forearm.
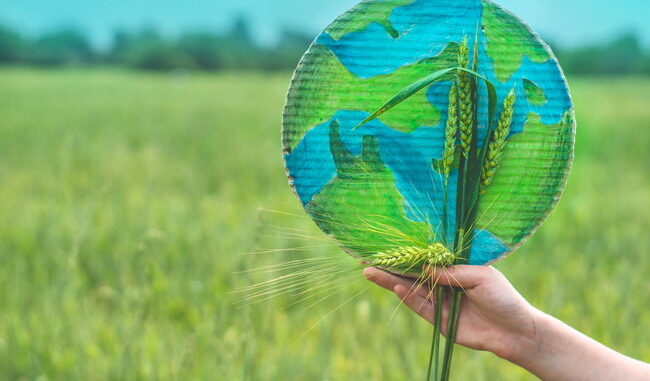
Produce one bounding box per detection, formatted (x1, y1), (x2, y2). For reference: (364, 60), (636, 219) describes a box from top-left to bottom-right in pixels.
(505, 310), (650, 381)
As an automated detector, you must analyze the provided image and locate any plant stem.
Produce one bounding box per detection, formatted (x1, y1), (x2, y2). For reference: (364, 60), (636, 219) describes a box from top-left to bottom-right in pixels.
(440, 288), (463, 381)
(426, 327), (436, 381)
(441, 32), (482, 381)
(426, 279), (444, 381)
(442, 184), (449, 245)
(433, 287), (444, 380)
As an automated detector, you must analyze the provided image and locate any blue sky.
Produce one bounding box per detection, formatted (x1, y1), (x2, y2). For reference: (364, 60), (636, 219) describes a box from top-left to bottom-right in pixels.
(1, 0), (648, 48)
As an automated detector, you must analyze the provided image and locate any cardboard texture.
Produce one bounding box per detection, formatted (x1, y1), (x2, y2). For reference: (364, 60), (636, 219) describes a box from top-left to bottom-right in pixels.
(282, 0), (575, 265)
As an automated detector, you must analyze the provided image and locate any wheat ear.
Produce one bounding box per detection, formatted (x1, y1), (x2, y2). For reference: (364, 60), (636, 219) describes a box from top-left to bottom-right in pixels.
(480, 89), (516, 194)
(457, 37), (473, 158)
(443, 85), (459, 177)
(371, 243), (456, 270)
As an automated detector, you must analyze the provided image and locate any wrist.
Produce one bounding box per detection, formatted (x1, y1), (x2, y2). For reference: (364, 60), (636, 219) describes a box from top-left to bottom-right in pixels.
(497, 307), (549, 366)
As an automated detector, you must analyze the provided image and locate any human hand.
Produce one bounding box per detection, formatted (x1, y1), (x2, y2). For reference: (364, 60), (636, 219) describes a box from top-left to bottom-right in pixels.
(365, 265), (650, 380)
(363, 265), (540, 360)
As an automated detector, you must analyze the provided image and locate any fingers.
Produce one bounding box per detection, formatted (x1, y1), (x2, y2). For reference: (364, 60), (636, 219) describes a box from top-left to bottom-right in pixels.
(393, 284), (435, 324)
(394, 285), (454, 332)
(363, 267), (407, 291)
(364, 267), (453, 330)
(363, 267), (429, 298)
(427, 265), (502, 289)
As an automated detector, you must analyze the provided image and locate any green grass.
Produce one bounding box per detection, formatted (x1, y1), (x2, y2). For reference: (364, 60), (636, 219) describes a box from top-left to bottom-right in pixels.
(0, 69), (648, 380)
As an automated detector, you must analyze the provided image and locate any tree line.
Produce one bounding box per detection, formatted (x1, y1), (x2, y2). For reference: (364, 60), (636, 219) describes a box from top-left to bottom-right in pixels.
(0, 17), (648, 75)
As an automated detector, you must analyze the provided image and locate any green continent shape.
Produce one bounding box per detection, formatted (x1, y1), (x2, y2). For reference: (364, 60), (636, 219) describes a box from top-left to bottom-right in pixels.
(523, 78), (547, 106)
(325, 0), (415, 40)
(284, 42), (459, 150)
(477, 111), (575, 247)
(482, 0), (551, 82)
(306, 122), (430, 256)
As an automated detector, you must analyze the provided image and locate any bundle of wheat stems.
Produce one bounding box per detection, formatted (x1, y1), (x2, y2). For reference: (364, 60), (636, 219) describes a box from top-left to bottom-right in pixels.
(359, 36), (516, 381)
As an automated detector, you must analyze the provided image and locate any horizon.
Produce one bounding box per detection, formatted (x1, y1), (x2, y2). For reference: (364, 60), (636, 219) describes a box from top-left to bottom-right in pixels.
(1, 0), (649, 49)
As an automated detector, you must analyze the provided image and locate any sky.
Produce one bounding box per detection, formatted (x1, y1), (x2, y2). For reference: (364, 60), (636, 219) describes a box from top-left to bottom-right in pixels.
(1, 0), (649, 48)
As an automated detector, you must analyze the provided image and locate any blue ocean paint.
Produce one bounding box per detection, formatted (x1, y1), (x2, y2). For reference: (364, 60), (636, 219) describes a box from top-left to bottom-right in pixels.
(321, 0), (482, 79)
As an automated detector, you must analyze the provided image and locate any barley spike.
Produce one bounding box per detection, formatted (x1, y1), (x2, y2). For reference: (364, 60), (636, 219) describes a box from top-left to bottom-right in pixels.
(480, 89), (516, 194)
(443, 85), (459, 176)
(457, 37), (473, 158)
(371, 243), (456, 270)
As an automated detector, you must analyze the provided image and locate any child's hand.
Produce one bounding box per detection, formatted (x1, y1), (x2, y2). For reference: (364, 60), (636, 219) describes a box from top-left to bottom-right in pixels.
(363, 265), (539, 360)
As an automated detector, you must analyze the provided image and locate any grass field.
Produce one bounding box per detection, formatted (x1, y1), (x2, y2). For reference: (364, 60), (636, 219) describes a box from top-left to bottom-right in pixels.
(0, 69), (648, 380)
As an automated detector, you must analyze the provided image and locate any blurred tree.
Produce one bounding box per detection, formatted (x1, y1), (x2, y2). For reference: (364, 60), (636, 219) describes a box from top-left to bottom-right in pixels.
(0, 21), (646, 74)
(604, 33), (646, 74)
(225, 15), (261, 69)
(29, 28), (94, 66)
(0, 25), (26, 63)
(262, 28), (313, 70)
(177, 32), (227, 70)
(229, 15), (254, 45)
(109, 28), (193, 70)
(556, 33), (649, 75)
(105, 29), (132, 64)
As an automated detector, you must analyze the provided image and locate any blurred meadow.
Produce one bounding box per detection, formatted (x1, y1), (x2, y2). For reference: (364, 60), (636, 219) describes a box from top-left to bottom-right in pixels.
(0, 67), (648, 380)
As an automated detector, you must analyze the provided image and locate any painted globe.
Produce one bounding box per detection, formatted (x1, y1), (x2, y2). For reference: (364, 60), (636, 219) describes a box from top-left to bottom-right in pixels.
(282, 0), (575, 265)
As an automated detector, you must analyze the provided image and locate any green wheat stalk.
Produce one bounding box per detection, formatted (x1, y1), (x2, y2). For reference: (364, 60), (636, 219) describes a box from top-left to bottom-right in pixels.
(457, 38), (473, 159)
(433, 77), (462, 381)
(443, 84), (459, 179)
(442, 34), (479, 381)
(441, 82), (459, 247)
(480, 89), (516, 194)
(353, 32), (513, 381)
